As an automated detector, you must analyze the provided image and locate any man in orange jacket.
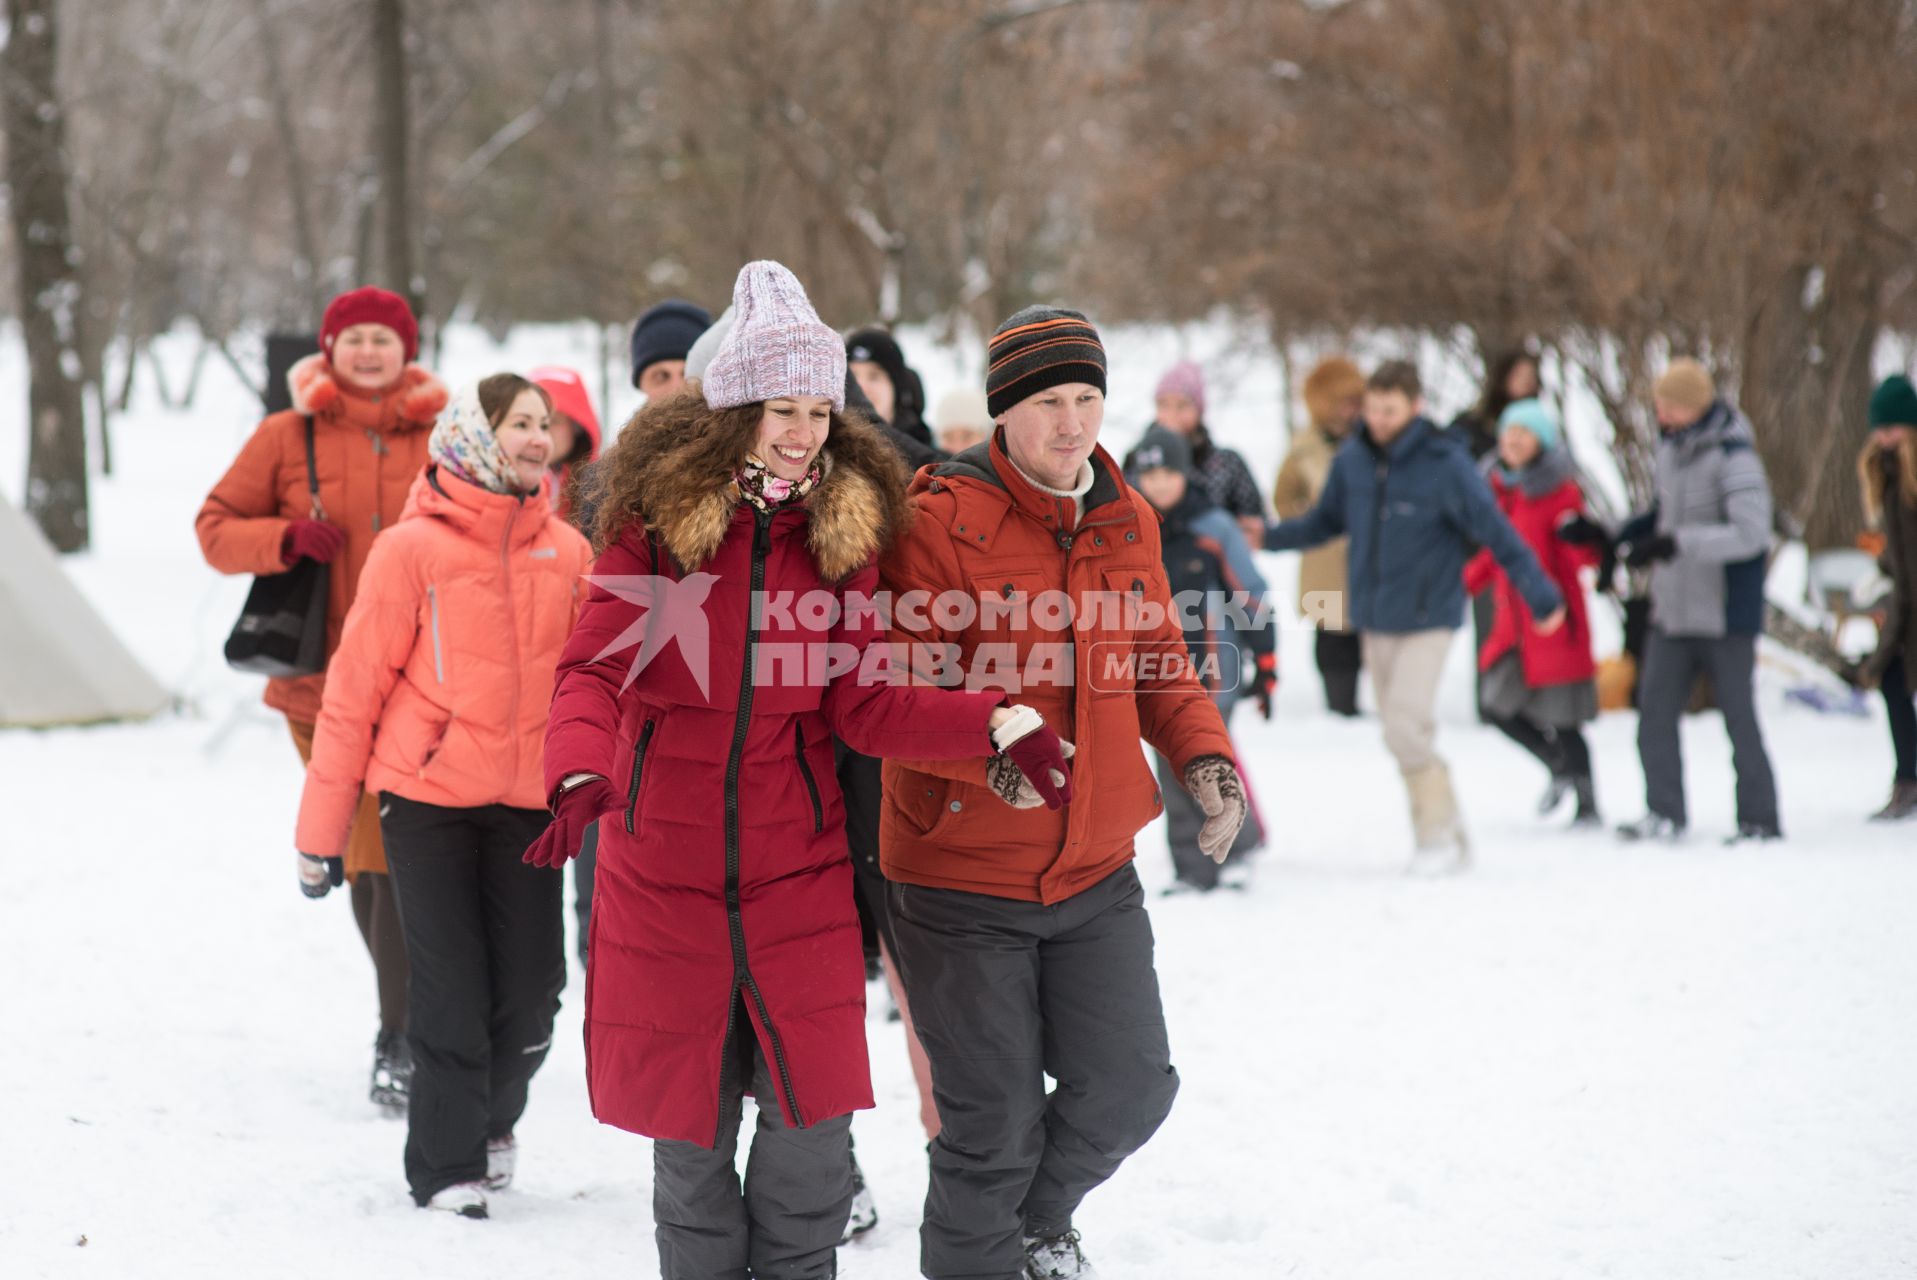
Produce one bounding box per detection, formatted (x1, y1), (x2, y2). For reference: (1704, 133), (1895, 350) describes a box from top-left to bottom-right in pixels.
(878, 305), (1249, 1280)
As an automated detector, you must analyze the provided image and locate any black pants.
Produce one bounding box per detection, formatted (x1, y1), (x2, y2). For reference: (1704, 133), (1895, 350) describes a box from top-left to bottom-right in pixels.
(1315, 625), (1362, 717)
(1636, 632), (1779, 829)
(573, 821), (600, 965)
(349, 871), (408, 1035)
(836, 743), (899, 965)
(1488, 713), (1592, 780)
(1883, 655), (1916, 783)
(889, 864), (1179, 1280)
(653, 995), (854, 1280)
(379, 794), (566, 1204)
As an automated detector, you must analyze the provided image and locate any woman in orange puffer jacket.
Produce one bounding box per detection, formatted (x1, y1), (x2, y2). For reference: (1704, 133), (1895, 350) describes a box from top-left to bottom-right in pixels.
(296, 373), (591, 1219)
(195, 286), (447, 1112)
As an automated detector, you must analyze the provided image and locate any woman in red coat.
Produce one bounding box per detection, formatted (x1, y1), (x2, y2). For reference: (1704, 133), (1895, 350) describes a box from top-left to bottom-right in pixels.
(1464, 398), (1603, 826)
(523, 261), (1067, 1280)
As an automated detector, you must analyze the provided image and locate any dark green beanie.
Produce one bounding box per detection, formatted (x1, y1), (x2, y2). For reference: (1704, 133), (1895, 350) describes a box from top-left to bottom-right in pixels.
(1869, 374), (1917, 428)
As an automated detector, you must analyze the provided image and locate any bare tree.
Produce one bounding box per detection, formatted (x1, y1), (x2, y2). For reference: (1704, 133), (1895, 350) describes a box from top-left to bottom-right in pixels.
(5, 0), (91, 550)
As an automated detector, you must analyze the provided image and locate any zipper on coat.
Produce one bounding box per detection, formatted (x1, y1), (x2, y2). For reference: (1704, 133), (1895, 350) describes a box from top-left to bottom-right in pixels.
(794, 722), (823, 835)
(718, 509), (804, 1134)
(623, 718), (656, 835)
(427, 584), (445, 683)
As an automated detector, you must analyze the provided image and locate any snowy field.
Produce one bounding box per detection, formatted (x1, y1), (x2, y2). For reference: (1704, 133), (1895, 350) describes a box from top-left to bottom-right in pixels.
(3, 328), (1914, 1279)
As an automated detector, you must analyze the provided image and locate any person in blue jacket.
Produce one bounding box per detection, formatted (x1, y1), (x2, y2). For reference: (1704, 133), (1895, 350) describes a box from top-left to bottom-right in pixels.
(1264, 360), (1565, 873)
(1129, 426), (1275, 890)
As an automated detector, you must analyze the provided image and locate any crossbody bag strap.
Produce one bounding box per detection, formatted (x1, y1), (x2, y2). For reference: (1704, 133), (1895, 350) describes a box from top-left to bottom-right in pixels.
(303, 414), (328, 522)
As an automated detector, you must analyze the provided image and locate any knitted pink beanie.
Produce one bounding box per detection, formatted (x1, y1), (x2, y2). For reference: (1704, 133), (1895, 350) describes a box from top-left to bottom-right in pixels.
(700, 261), (846, 412)
(1154, 359), (1206, 417)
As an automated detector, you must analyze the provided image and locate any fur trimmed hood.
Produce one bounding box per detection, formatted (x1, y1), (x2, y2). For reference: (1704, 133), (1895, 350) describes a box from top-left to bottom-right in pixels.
(288, 353), (448, 431)
(599, 388), (912, 583)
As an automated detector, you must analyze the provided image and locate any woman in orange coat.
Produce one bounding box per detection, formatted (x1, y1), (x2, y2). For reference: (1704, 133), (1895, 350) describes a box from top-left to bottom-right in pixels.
(297, 373), (591, 1217)
(195, 287), (446, 1111)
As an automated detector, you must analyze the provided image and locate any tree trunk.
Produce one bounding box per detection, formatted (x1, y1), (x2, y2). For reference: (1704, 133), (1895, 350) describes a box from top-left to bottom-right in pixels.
(253, 0), (327, 320)
(4, 0), (91, 551)
(371, 0), (419, 315)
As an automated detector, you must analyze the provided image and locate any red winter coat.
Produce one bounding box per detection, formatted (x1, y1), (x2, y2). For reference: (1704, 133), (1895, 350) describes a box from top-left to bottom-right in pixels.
(542, 397), (1003, 1147)
(1463, 458), (1599, 688)
(195, 355), (448, 726)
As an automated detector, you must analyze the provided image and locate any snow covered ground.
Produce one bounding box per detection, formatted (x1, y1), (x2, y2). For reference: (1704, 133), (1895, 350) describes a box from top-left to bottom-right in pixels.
(3, 329), (1914, 1279)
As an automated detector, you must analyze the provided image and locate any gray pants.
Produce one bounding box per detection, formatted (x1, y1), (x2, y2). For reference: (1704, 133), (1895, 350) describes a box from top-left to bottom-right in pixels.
(1637, 630), (1779, 829)
(652, 1005), (853, 1280)
(888, 864), (1179, 1280)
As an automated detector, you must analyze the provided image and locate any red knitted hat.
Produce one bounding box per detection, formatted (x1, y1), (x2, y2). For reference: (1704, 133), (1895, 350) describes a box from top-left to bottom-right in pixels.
(321, 287), (419, 363)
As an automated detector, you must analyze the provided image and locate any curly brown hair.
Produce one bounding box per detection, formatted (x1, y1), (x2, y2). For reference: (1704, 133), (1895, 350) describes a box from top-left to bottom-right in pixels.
(581, 387), (908, 557)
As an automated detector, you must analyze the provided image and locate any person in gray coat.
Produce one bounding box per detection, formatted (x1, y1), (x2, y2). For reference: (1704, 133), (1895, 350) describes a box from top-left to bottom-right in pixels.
(1611, 358), (1780, 843)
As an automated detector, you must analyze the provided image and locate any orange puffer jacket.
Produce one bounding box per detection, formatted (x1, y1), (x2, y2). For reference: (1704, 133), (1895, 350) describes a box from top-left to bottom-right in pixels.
(295, 465), (592, 858)
(196, 355), (449, 724)
(878, 433), (1236, 904)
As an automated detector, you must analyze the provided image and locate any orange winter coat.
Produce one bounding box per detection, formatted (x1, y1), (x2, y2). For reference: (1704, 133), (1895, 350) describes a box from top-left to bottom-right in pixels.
(295, 465), (593, 859)
(878, 432), (1237, 904)
(195, 356), (449, 724)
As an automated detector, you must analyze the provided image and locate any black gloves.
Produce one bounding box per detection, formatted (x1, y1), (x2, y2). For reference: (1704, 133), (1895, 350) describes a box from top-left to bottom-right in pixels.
(299, 852), (345, 899)
(1248, 654), (1278, 721)
(1555, 514), (1611, 549)
(1622, 533), (1678, 569)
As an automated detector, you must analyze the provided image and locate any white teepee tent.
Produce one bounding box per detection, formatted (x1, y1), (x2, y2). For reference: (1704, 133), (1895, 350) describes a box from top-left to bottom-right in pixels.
(0, 490), (169, 727)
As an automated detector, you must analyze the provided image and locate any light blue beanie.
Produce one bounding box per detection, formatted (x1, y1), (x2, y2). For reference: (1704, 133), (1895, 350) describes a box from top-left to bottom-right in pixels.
(1498, 397), (1559, 452)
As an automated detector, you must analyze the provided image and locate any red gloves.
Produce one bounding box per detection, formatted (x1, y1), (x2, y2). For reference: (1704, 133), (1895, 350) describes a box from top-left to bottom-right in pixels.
(1249, 653), (1278, 720)
(1003, 724), (1074, 810)
(282, 519), (346, 566)
(523, 777), (617, 868)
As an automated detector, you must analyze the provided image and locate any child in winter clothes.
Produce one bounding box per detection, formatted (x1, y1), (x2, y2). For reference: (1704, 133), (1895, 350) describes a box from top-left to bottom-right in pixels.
(196, 286), (447, 1114)
(296, 374), (592, 1218)
(1463, 400), (1603, 826)
(523, 261), (1067, 1280)
(1129, 426), (1274, 889)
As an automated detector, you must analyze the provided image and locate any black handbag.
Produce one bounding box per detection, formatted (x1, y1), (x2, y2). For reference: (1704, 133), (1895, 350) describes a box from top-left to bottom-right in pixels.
(224, 415), (332, 678)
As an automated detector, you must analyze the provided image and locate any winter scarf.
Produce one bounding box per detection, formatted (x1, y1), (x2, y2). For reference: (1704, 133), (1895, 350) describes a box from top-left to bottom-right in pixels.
(429, 383), (521, 495)
(735, 453), (824, 512)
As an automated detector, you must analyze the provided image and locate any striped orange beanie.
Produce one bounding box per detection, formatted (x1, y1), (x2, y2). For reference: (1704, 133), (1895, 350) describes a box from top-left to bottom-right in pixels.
(986, 305), (1107, 418)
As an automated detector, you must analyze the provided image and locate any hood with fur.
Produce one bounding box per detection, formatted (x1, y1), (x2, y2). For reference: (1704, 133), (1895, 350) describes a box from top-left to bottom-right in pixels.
(604, 388), (910, 582)
(287, 353), (448, 432)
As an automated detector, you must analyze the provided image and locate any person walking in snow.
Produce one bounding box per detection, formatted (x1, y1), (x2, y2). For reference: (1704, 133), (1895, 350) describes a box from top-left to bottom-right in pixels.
(1128, 425), (1275, 890)
(1611, 358), (1781, 844)
(1264, 360), (1564, 874)
(1274, 355), (1367, 716)
(1127, 358), (1266, 546)
(631, 299), (713, 403)
(294, 373), (588, 1218)
(1852, 374), (1917, 821)
(195, 286), (447, 1114)
(847, 325), (938, 458)
(1464, 399), (1603, 827)
(527, 366), (602, 526)
(524, 261), (1066, 1280)
(878, 306), (1248, 1280)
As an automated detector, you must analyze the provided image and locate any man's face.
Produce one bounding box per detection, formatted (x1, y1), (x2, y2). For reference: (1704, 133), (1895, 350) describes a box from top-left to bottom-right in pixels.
(850, 361), (896, 423)
(1363, 389), (1419, 444)
(641, 359), (687, 401)
(1654, 397), (1702, 432)
(998, 382), (1104, 491)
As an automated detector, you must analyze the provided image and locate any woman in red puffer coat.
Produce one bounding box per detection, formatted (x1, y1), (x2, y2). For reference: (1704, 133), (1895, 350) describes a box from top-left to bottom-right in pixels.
(1464, 398), (1603, 826)
(524, 261), (1066, 1280)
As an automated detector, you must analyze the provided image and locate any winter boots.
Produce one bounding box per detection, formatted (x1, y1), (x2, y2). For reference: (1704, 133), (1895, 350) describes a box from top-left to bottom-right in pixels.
(1870, 779), (1917, 821)
(484, 1135), (516, 1191)
(1405, 763), (1469, 875)
(1616, 812), (1684, 843)
(423, 1182), (488, 1219)
(1541, 770), (1601, 828)
(1024, 1228), (1096, 1278)
(370, 1030), (412, 1114)
(839, 1148), (877, 1244)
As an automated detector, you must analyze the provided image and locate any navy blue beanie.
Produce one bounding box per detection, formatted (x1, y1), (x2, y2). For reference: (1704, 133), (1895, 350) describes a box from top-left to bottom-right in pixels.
(630, 299), (712, 389)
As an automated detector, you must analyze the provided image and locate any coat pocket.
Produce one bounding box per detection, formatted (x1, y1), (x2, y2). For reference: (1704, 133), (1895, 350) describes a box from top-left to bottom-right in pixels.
(794, 722), (824, 835)
(426, 584), (446, 684)
(623, 717), (657, 835)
